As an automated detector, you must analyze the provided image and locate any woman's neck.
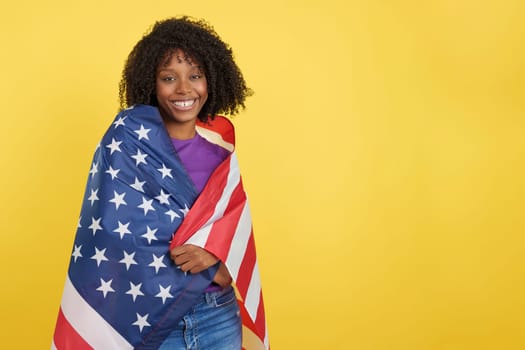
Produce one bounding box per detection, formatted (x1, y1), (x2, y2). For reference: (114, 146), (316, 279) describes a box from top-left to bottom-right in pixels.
(164, 120), (197, 140)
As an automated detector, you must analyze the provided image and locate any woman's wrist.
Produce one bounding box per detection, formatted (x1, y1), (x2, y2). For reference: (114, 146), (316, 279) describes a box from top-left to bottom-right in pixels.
(213, 263), (233, 287)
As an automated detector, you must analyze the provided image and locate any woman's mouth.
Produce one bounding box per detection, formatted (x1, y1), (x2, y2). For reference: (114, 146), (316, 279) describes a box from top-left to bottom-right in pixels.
(172, 99), (196, 109)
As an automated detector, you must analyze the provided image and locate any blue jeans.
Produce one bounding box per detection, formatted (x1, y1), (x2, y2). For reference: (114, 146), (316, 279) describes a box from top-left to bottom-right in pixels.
(158, 286), (242, 350)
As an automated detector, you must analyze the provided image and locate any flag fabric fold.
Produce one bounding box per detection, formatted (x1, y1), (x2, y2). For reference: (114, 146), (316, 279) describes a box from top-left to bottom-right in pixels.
(181, 119), (269, 350)
(52, 105), (268, 349)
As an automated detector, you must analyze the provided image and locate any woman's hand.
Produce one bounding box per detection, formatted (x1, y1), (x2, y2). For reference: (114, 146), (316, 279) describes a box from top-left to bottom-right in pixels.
(171, 244), (218, 274)
(170, 244), (232, 287)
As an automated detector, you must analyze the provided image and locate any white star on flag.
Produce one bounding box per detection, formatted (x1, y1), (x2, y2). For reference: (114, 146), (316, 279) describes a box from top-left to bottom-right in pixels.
(148, 254), (167, 274)
(141, 226), (158, 244)
(165, 209), (180, 223)
(155, 284), (174, 304)
(96, 278), (115, 298)
(131, 149), (148, 166)
(179, 204), (190, 217)
(91, 247), (109, 267)
(105, 166), (120, 180)
(155, 189), (171, 205)
(113, 116), (126, 128)
(132, 313), (151, 332)
(113, 221), (132, 239)
(157, 164), (173, 179)
(87, 188), (99, 206)
(77, 216), (82, 228)
(88, 217), (103, 236)
(109, 191), (127, 210)
(130, 177), (146, 193)
(134, 124), (151, 141)
(89, 162), (98, 178)
(138, 197), (155, 215)
(72, 245), (82, 263)
(126, 282), (144, 302)
(106, 138), (123, 154)
(119, 251), (138, 270)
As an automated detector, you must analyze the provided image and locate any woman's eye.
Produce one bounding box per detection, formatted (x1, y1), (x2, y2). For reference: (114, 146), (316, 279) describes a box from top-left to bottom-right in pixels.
(191, 74), (203, 80)
(162, 76), (175, 81)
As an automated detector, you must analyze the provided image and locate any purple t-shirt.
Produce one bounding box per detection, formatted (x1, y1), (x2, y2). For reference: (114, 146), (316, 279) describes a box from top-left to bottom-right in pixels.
(171, 133), (230, 193)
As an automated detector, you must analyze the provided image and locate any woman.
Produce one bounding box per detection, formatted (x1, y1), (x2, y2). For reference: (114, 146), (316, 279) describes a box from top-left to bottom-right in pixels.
(52, 17), (268, 350)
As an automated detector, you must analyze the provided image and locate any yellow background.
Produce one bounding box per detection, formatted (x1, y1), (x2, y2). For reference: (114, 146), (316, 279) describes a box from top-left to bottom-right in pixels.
(1, 0), (524, 349)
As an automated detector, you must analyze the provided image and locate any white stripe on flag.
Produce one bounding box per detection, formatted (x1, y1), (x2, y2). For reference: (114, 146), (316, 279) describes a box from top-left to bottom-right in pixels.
(185, 224), (213, 247)
(225, 201), (253, 280)
(61, 275), (133, 350)
(244, 261), (262, 321)
(186, 153), (241, 247)
(196, 126), (234, 152)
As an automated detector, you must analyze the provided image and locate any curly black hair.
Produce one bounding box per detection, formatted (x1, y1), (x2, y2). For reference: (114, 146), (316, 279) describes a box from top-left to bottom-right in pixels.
(119, 16), (252, 122)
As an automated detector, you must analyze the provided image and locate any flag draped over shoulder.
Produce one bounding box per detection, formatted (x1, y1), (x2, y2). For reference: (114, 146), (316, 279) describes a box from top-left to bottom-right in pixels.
(181, 118), (269, 350)
(52, 105), (268, 350)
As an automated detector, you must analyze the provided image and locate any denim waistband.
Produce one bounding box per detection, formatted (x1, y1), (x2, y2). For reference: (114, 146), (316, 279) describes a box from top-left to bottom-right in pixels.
(198, 285), (234, 306)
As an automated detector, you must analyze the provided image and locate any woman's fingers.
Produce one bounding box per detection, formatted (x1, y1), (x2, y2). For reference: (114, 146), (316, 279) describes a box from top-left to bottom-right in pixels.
(171, 244), (218, 273)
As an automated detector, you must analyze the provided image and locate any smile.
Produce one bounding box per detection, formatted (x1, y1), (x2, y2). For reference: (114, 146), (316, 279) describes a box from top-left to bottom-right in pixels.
(172, 99), (196, 108)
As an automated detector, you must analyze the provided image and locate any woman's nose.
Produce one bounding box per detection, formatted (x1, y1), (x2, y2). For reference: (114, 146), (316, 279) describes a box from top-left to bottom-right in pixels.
(176, 79), (192, 94)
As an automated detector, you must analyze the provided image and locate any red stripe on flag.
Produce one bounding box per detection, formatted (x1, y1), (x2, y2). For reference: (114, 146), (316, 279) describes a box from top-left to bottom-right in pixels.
(204, 181), (247, 260)
(170, 155), (231, 247)
(53, 308), (93, 350)
(235, 233), (257, 299)
(255, 290), (267, 343)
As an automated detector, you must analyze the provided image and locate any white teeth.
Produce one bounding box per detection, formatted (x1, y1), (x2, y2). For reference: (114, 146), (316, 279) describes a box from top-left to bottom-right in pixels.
(173, 100), (195, 107)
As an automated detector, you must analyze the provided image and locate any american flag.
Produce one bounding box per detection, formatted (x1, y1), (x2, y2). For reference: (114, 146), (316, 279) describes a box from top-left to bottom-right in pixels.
(52, 105), (268, 349)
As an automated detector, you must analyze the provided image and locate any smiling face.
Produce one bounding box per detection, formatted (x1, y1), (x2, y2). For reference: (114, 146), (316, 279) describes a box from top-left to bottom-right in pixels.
(155, 50), (208, 139)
